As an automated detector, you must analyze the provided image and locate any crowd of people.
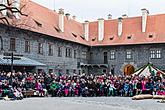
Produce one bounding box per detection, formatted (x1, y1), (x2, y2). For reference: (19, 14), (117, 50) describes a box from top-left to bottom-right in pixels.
(0, 71), (165, 100)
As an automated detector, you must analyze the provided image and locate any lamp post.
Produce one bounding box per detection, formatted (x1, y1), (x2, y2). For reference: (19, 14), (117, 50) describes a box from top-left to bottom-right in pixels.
(0, 36), (3, 51)
(11, 52), (14, 73)
(3, 52), (22, 73)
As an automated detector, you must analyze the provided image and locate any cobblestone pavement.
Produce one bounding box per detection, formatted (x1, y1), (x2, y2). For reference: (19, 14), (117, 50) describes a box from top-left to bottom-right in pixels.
(0, 97), (164, 110)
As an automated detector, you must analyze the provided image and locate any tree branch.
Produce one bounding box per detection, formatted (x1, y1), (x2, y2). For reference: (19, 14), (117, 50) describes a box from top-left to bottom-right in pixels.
(0, 1), (28, 24)
(0, 17), (10, 24)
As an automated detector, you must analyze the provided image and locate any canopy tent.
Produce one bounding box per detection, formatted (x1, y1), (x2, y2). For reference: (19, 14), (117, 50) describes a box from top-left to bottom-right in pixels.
(0, 55), (46, 66)
(133, 63), (165, 78)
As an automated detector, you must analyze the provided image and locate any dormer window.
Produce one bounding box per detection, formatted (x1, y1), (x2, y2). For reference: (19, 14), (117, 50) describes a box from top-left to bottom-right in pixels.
(92, 37), (96, 41)
(149, 34), (153, 38)
(110, 36), (114, 40)
(72, 33), (77, 37)
(127, 35), (132, 39)
(80, 35), (85, 40)
(110, 38), (113, 40)
(34, 20), (42, 27)
(54, 26), (61, 33)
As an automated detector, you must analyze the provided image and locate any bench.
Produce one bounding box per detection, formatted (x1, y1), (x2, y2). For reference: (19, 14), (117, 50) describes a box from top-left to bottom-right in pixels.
(23, 90), (36, 97)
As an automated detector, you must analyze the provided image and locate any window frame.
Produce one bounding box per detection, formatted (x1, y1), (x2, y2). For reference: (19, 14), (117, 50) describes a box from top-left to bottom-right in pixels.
(25, 40), (30, 53)
(156, 50), (161, 59)
(126, 50), (132, 60)
(58, 46), (62, 57)
(48, 43), (53, 56)
(38, 42), (43, 54)
(74, 50), (77, 58)
(150, 49), (161, 59)
(66, 47), (72, 58)
(110, 50), (115, 60)
(150, 50), (155, 59)
(10, 38), (16, 51)
(81, 51), (87, 59)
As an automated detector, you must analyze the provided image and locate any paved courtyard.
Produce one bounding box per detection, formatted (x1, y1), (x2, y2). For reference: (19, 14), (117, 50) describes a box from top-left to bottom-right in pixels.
(0, 97), (164, 110)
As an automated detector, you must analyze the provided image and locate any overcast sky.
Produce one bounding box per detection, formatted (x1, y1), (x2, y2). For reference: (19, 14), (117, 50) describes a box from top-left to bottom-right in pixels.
(32, 0), (165, 22)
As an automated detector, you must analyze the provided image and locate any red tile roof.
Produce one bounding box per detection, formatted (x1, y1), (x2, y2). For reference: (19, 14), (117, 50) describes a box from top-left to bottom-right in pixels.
(89, 14), (165, 46)
(11, 0), (89, 45)
(1, 0), (165, 46)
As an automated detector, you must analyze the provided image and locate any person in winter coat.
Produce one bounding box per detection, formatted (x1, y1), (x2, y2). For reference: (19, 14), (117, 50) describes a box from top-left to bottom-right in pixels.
(124, 80), (130, 96)
(136, 80), (142, 95)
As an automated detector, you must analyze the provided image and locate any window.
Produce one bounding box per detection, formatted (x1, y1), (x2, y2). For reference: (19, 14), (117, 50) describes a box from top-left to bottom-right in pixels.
(58, 47), (62, 57)
(126, 50), (132, 59)
(90, 52), (93, 61)
(92, 38), (96, 41)
(34, 20), (42, 27)
(48, 44), (53, 56)
(127, 35), (132, 39)
(54, 26), (61, 33)
(103, 52), (108, 64)
(156, 50), (161, 58)
(149, 34), (153, 38)
(69, 49), (72, 58)
(80, 35), (85, 40)
(38, 43), (43, 54)
(150, 49), (161, 59)
(82, 51), (87, 59)
(66, 48), (68, 57)
(150, 50), (155, 59)
(66, 48), (72, 58)
(74, 50), (77, 58)
(25, 40), (30, 53)
(72, 33), (77, 37)
(110, 51), (115, 60)
(10, 38), (16, 51)
(109, 36), (114, 40)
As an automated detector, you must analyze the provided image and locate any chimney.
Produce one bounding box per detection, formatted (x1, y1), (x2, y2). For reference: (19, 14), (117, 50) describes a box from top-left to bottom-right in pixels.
(141, 8), (149, 32)
(58, 8), (64, 32)
(1, 0), (7, 16)
(118, 17), (123, 37)
(65, 13), (71, 20)
(98, 18), (104, 41)
(13, 0), (21, 19)
(122, 14), (128, 18)
(108, 14), (112, 20)
(83, 20), (89, 41)
(72, 15), (76, 20)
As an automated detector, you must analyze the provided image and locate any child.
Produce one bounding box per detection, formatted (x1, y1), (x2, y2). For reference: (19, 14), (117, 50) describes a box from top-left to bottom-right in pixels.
(108, 81), (115, 96)
(124, 80), (129, 96)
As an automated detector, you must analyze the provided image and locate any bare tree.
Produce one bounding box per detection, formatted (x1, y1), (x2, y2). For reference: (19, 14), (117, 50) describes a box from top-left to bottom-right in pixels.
(0, 0), (30, 51)
(0, 0), (28, 25)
